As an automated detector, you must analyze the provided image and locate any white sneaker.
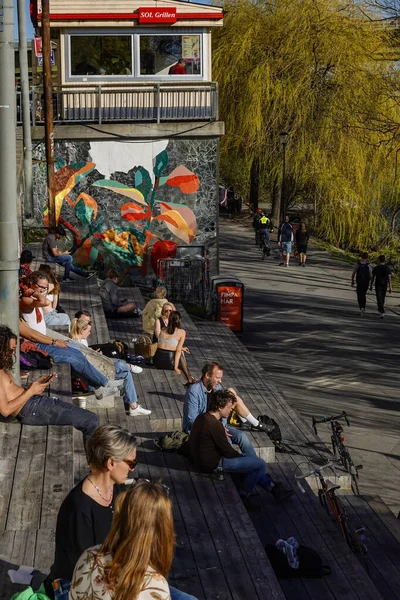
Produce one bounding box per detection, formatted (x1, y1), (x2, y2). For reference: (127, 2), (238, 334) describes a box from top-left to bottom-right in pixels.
(112, 379), (124, 388)
(129, 364), (143, 374)
(360, 308), (365, 318)
(129, 404), (151, 416)
(94, 385), (112, 399)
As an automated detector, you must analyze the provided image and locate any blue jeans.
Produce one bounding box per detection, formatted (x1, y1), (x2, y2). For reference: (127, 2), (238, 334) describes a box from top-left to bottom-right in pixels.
(37, 343), (108, 388)
(16, 394), (98, 445)
(227, 425), (257, 457)
(114, 359), (138, 405)
(170, 587), (197, 600)
(223, 452), (272, 495)
(44, 310), (71, 328)
(47, 255), (90, 279)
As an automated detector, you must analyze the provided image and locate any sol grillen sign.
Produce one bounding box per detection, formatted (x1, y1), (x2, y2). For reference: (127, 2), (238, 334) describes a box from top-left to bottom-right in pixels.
(138, 7), (177, 23)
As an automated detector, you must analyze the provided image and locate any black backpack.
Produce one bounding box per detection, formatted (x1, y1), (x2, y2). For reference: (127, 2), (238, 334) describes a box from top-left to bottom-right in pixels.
(265, 544), (331, 579)
(356, 262), (371, 287)
(258, 414), (286, 452)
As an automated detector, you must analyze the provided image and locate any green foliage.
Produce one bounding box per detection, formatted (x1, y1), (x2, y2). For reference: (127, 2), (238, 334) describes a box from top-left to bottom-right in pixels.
(214, 0), (400, 251)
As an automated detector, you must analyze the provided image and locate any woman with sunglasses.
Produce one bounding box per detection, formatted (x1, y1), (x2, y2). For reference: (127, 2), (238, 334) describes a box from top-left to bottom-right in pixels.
(44, 425), (138, 598)
(153, 302), (174, 342)
(69, 318), (150, 416)
(71, 481), (198, 600)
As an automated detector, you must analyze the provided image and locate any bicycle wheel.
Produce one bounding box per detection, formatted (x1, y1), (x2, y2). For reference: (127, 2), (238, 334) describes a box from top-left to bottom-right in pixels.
(341, 517), (369, 571)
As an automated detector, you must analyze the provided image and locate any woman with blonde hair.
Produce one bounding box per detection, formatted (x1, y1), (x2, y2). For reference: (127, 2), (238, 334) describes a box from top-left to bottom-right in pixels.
(153, 301), (174, 342)
(142, 286), (170, 336)
(38, 264), (71, 328)
(71, 482), (197, 600)
(44, 425), (137, 598)
(69, 318), (151, 417)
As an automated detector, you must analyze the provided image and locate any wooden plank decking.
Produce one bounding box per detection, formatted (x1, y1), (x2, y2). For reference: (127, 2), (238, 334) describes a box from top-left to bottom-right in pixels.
(2, 261), (400, 599)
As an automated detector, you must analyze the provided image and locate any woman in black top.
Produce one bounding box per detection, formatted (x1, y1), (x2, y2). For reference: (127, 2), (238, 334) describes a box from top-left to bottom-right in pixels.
(44, 424), (137, 598)
(295, 222), (310, 266)
(153, 302), (174, 342)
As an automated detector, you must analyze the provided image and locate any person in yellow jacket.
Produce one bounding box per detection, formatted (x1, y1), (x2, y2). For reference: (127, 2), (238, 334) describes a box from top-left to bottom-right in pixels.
(141, 287), (169, 336)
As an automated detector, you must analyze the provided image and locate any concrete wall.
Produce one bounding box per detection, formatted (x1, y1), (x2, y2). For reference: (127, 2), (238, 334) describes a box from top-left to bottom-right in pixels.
(31, 136), (219, 280)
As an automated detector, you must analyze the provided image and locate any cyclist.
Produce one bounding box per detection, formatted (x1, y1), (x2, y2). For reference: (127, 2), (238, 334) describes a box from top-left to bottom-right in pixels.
(252, 209), (264, 245)
(258, 214), (272, 258)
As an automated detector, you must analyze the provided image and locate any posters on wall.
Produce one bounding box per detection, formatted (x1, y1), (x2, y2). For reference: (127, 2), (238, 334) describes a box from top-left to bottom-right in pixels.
(182, 35), (200, 63)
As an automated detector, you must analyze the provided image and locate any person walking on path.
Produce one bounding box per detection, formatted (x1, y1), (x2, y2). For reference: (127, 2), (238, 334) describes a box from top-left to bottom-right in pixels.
(42, 224), (96, 282)
(295, 222), (310, 266)
(370, 255), (392, 318)
(351, 252), (372, 317)
(278, 216), (294, 267)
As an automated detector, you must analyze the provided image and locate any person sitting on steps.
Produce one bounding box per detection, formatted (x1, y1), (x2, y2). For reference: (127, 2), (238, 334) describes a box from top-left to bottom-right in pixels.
(183, 361), (269, 435)
(69, 317), (150, 417)
(187, 390), (293, 501)
(153, 311), (196, 386)
(99, 269), (140, 319)
(42, 223), (97, 282)
(154, 302), (175, 342)
(0, 325), (98, 447)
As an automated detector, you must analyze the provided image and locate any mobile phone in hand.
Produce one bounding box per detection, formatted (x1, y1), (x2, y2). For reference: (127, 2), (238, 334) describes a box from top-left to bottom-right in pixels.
(39, 374), (54, 384)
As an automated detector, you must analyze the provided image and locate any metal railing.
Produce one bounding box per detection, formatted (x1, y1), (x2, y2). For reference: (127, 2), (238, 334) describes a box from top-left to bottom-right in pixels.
(16, 82), (219, 125)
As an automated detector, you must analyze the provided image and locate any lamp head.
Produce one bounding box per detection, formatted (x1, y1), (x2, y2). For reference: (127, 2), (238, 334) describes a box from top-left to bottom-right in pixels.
(280, 131), (289, 146)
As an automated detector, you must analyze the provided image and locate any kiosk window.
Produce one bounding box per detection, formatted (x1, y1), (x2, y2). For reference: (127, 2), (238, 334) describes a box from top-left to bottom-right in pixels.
(70, 36), (132, 76)
(140, 35), (201, 76)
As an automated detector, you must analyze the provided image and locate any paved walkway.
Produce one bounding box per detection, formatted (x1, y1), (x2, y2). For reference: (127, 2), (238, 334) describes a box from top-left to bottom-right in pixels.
(219, 216), (400, 515)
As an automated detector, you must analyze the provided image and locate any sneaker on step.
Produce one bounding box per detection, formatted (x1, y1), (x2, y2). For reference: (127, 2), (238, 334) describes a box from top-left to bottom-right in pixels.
(271, 483), (294, 502)
(129, 364), (143, 374)
(360, 308), (365, 318)
(251, 421), (268, 433)
(129, 404), (151, 416)
(112, 379), (124, 388)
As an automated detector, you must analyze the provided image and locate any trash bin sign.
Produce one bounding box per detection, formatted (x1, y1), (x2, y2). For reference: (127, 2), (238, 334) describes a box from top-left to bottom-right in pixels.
(213, 278), (244, 333)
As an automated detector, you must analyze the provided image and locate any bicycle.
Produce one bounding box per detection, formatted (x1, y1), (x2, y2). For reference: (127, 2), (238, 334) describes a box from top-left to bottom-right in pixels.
(295, 461), (369, 571)
(312, 411), (363, 495)
(259, 231), (271, 260)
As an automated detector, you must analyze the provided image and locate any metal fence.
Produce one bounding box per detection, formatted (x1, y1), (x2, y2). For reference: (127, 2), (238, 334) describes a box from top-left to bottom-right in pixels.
(157, 258), (208, 307)
(16, 82), (219, 125)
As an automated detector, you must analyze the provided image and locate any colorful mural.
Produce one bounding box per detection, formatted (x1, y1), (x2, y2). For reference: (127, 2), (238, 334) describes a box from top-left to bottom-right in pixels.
(32, 138), (219, 277)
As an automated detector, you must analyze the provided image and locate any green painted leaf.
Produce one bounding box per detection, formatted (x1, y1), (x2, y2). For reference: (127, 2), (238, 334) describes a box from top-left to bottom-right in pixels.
(75, 198), (93, 226)
(134, 167), (153, 199)
(153, 150), (169, 177)
(158, 176), (169, 187)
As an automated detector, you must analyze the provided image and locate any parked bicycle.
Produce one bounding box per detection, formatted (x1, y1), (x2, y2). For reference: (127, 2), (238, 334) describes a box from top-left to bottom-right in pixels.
(259, 231), (271, 260)
(312, 411), (362, 495)
(295, 461), (368, 571)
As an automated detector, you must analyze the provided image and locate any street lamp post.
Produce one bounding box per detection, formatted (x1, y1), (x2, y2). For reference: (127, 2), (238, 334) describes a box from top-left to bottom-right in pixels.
(280, 131), (289, 221)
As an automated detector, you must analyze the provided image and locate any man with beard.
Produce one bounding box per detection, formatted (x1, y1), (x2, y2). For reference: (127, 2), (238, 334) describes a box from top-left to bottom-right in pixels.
(182, 361), (267, 456)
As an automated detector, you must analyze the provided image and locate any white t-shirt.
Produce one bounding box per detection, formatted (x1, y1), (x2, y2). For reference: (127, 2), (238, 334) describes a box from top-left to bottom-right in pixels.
(22, 307), (47, 335)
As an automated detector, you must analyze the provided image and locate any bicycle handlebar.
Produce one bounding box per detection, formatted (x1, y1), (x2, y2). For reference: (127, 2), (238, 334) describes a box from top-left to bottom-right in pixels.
(294, 461), (336, 493)
(312, 411), (350, 434)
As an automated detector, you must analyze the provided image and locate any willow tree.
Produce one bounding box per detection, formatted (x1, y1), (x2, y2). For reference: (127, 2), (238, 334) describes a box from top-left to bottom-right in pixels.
(213, 0), (400, 250)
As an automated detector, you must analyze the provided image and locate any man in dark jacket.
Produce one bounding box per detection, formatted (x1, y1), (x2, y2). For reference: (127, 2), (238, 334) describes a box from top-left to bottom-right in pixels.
(370, 255), (392, 318)
(351, 252), (372, 317)
(188, 390), (293, 501)
(278, 216), (294, 267)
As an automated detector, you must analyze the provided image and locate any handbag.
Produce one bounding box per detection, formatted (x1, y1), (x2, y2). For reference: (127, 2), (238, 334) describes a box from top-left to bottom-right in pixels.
(133, 334), (158, 360)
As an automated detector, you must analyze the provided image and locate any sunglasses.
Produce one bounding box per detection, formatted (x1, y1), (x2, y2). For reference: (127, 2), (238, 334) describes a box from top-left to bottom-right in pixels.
(36, 284), (49, 291)
(122, 458), (137, 470)
(135, 478), (170, 496)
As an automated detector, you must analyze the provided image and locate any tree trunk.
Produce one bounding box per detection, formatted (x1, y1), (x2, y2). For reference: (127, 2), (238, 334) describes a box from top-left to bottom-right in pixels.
(271, 173), (281, 227)
(249, 157), (259, 213)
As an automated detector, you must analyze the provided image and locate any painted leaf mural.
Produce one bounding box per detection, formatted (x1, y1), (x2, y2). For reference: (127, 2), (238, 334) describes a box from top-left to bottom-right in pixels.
(134, 167), (153, 200)
(41, 144), (205, 277)
(75, 193), (98, 226)
(153, 150), (169, 178)
(166, 165), (200, 194)
(92, 180), (147, 205)
(155, 202), (197, 244)
(121, 202), (151, 222)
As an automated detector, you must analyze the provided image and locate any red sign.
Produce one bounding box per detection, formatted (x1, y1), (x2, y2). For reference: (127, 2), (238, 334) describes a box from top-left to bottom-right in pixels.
(139, 7), (177, 23)
(34, 37), (42, 57)
(217, 285), (243, 332)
